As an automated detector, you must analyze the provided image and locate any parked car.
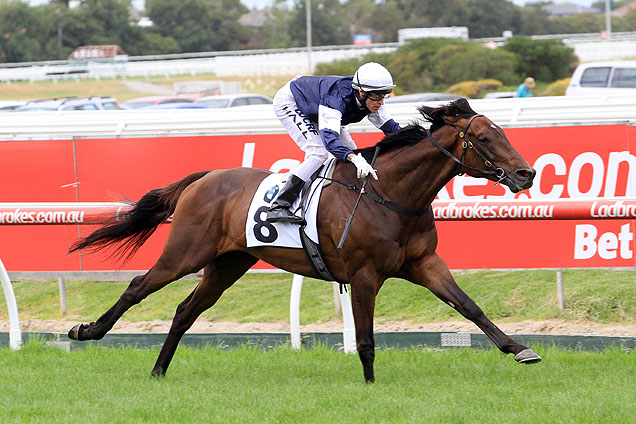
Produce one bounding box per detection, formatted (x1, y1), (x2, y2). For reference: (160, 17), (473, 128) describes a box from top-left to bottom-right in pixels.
(145, 102), (209, 109)
(483, 91), (516, 99)
(0, 100), (29, 111)
(566, 60), (636, 96)
(13, 96), (122, 111)
(121, 95), (196, 109)
(195, 93), (273, 108)
(384, 93), (464, 104)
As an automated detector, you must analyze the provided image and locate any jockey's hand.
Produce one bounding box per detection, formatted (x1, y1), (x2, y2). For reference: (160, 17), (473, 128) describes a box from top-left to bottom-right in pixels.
(349, 153), (378, 180)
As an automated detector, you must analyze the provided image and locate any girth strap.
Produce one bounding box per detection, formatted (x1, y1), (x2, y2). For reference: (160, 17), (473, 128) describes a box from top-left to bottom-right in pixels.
(299, 226), (348, 292)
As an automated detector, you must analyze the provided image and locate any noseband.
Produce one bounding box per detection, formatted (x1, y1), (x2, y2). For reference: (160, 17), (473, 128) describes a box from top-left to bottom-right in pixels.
(427, 114), (507, 185)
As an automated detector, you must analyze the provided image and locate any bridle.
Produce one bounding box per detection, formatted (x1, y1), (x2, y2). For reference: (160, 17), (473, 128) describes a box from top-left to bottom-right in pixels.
(427, 114), (508, 186)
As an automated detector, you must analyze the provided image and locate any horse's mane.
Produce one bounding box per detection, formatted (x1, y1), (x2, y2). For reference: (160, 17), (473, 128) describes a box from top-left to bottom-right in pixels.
(356, 97), (475, 161)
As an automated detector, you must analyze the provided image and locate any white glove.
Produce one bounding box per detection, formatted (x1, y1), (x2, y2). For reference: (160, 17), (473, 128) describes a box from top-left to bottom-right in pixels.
(349, 153), (378, 180)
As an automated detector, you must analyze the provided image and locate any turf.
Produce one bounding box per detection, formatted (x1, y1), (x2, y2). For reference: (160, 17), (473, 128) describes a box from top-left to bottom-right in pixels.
(0, 341), (634, 423)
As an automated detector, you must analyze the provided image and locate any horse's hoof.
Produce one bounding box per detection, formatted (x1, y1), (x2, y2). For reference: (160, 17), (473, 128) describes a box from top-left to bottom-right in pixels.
(151, 367), (165, 378)
(67, 324), (84, 341)
(514, 348), (542, 364)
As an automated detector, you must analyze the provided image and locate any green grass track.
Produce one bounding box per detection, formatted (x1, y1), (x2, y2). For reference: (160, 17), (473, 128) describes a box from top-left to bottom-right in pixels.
(0, 342), (634, 423)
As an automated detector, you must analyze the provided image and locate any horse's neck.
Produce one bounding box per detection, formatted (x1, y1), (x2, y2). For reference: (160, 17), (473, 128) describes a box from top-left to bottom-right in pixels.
(377, 127), (460, 209)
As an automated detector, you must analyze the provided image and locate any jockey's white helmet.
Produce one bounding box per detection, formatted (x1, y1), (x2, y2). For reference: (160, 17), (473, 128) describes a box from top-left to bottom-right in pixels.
(351, 62), (395, 93)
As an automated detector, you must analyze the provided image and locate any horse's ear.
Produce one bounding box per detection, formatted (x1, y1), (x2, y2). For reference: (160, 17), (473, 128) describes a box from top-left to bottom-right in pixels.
(451, 98), (476, 116)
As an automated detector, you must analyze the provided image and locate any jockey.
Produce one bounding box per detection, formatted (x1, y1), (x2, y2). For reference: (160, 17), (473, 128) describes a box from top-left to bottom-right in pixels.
(266, 62), (401, 224)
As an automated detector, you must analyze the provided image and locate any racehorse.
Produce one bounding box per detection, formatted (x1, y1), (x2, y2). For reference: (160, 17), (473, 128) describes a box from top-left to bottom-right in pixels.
(68, 98), (541, 383)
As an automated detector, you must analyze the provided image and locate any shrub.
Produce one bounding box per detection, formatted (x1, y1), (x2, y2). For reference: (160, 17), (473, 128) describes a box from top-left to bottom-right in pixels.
(541, 78), (571, 96)
(446, 79), (504, 98)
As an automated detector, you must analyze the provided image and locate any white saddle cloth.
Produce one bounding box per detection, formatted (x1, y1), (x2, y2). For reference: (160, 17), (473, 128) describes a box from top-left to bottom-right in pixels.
(246, 159), (334, 248)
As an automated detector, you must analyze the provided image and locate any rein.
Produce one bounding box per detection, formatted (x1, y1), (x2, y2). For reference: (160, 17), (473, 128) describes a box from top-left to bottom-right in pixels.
(320, 176), (429, 217)
(427, 114), (507, 185)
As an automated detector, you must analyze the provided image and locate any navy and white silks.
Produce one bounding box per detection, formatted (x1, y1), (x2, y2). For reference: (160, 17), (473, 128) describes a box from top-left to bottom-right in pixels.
(273, 75), (400, 182)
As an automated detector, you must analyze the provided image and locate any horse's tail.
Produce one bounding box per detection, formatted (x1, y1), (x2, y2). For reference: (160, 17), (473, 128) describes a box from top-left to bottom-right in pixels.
(69, 170), (211, 261)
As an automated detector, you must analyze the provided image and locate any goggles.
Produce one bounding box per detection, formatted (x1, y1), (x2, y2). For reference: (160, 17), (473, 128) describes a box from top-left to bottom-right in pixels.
(365, 91), (391, 101)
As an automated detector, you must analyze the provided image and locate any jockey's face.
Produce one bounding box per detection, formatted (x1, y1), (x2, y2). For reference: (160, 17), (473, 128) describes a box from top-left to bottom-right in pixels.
(359, 90), (385, 113)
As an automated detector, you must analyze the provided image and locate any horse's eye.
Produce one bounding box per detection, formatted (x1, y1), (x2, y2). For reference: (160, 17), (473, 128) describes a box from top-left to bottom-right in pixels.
(478, 137), (488, 144)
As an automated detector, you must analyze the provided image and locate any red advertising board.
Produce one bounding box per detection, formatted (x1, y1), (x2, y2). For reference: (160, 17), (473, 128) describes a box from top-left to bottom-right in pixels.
(0, 124), (634, 272)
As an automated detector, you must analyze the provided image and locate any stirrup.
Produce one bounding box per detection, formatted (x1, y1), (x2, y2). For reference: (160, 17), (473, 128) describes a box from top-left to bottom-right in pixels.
(266, 207), (305, 224)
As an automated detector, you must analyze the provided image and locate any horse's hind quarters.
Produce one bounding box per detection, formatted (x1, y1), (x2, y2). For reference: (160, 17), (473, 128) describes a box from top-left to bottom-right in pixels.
(514, 348), (542, 364)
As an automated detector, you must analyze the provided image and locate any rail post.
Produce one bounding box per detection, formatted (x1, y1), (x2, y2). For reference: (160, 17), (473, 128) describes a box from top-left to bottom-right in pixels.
(289, 276), (356, 353)
(0, 259), (21, 350)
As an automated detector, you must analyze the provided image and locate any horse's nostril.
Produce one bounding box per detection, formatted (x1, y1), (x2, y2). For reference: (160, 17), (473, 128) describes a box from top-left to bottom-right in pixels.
(516, 168), (535, 180)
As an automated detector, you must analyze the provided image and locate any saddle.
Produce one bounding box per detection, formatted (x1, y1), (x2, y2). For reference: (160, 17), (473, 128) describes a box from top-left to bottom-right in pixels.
(245, 159), (339, 283)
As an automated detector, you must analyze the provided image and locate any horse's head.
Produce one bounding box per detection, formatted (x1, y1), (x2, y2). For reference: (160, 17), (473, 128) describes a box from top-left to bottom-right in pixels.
(419, 98), (535, 193)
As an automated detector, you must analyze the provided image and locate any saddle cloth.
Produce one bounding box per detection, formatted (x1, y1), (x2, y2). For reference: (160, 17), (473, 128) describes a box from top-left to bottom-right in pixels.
(246, 159), (335, 248)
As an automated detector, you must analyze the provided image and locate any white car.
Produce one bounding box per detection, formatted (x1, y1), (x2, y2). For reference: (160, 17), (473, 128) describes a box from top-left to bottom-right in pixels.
(0, 100), (29, 111)
(196, 93), (273, 108)
(566, 61), (636, 96)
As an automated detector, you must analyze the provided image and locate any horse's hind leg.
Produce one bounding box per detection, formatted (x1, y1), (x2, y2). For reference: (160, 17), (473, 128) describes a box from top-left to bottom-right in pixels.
(151, 251), (258, 377)
(402, 254), (541, 364)
(68, 246), (216, 341)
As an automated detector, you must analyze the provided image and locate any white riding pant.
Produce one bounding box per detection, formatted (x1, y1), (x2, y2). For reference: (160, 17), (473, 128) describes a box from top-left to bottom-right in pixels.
(273, 79), (356, 182)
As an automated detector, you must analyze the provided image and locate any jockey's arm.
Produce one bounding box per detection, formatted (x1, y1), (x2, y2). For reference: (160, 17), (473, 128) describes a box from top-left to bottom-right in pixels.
(318, 105), (354, 161)
(369, 106), (401, 134)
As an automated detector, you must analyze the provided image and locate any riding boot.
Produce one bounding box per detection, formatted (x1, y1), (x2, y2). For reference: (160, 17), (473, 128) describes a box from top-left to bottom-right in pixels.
(266, 175), (306, 224)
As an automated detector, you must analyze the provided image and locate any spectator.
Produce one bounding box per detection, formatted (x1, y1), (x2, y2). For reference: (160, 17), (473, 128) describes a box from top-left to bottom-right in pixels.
(515, 77), (535, 98)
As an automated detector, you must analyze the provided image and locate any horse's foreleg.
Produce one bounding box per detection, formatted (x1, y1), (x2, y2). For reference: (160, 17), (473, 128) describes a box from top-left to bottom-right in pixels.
(151, 252), (258, 377)
(349, 276), (382, 383)
(403, 254), (541, 364)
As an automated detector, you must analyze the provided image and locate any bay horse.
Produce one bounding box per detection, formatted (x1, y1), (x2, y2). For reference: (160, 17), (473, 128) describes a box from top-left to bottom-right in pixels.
(68, 98), (541, 383)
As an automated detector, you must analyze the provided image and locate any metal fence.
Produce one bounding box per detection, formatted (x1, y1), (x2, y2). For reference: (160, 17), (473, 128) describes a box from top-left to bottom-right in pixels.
(1, 94), (635, 140)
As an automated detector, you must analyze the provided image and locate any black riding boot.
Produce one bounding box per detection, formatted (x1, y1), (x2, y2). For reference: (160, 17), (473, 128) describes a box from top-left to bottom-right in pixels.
(266, 175), (306, 224)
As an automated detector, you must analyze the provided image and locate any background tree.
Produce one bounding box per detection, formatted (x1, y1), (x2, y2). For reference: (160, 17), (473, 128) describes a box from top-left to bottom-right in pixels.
(250, 1), (293, 49)
(432, 42), (519, 87)
(0, 2), (50, 62)
(614, 9), (636, 32)
(343, 0), (380, 43)
(515, 3), (553, 35)
(287, 0), (350, 47)
(60, 0), (142, 55)
(501, 36), (577, 81)
(146, 0), (250, 52)
(591, 0), (629, 10)
(548, 13), (604, 34)
(461, 0), (520, 39)
(372, 0), (463, 43)
(388, 38), (459, 92)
